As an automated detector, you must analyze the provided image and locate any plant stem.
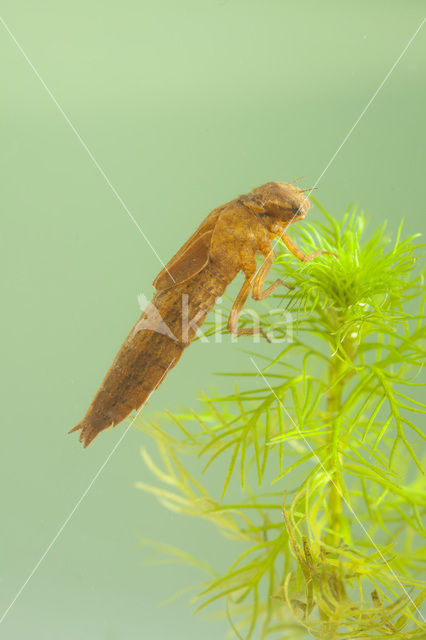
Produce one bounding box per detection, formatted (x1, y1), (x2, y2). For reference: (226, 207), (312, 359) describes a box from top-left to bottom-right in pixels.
(325, 320), (357, 549)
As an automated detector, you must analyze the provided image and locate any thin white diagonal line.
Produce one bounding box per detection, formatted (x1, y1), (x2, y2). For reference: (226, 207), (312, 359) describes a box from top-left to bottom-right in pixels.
(246, 19), (426, 619)
(250, 15), (426, 288)
(250, 356), (425, 623)
(0, 15), (175, 282)
(0, 415), (136, 627)
(0, 358), (176, 626)
(306, 16), (426, 202)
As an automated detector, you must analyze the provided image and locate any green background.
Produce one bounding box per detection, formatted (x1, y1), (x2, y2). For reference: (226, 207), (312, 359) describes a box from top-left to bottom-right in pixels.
(1, 1), (425, 638)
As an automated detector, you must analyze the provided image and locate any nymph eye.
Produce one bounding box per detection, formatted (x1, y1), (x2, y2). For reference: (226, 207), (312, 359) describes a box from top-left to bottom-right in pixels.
(292, 205), (301, 215)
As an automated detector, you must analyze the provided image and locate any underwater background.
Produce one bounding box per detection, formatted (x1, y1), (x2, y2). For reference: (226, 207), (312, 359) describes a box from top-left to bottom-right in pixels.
(1, 1), (425, 638)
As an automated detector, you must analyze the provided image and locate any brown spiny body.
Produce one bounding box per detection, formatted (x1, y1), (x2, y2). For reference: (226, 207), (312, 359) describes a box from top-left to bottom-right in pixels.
(71, 182), (330, 447)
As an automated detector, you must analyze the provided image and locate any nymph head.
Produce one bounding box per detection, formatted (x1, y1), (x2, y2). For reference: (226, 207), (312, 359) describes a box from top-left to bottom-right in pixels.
(239, 181), (310, 223)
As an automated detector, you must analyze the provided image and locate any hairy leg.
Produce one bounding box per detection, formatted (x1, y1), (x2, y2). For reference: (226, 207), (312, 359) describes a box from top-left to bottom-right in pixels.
(281, 233), (337, 262)
(252, 250), (294, 301)
(227, 258), (271, 341)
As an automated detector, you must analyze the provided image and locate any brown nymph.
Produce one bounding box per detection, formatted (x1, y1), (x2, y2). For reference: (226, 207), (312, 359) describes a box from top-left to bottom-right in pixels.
(71, 181), (331, 447)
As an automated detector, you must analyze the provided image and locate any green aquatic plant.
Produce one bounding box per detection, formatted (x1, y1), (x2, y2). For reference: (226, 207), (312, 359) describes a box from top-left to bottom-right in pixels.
(135, 204), (425, 639)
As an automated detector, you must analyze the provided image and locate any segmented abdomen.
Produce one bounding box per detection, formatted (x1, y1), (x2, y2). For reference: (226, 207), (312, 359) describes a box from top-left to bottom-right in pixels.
(70, 265), (230, 446)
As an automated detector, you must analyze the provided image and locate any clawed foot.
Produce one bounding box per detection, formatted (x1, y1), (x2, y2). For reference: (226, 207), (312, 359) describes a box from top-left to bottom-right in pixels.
(260, 327), (272, 343)
(279, 279), (295, 291)
(305, 249), (338, 262)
